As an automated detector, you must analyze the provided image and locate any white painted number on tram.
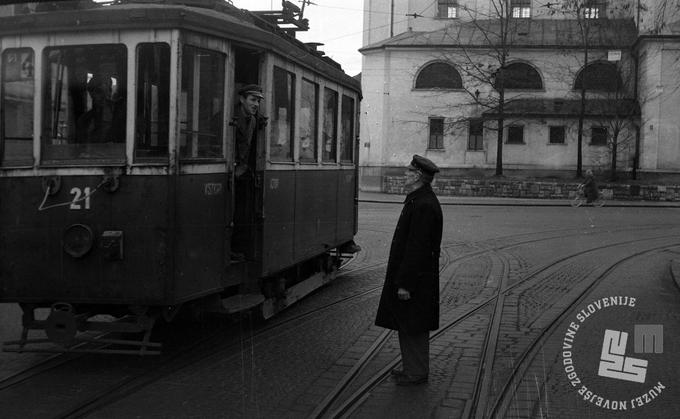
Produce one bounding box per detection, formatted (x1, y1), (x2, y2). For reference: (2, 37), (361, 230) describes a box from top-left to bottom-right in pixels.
(69, 187), (92, 210)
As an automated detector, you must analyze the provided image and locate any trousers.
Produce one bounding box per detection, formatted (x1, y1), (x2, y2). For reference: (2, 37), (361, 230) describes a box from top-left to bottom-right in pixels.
(398, 330), (429, 377)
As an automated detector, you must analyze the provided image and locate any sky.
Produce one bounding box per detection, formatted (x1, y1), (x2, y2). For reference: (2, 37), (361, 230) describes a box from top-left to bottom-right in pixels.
(230, 0), (364, 76)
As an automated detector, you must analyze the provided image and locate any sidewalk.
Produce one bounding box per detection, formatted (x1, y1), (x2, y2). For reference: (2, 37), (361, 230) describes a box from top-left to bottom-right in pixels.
(358, 191), (680, 207)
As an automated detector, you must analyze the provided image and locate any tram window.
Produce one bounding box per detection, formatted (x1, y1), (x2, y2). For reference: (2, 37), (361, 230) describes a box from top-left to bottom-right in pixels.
(1, 48), (34, 166)
(340, 94), (355, 163)
(299, 79), (318, 162)
(271, 66), (295, 161)
(180, 46), (225, 159)
(322, 88), (338, 163)
(135, 43), (170, 161)
(42, 45), (127, 162)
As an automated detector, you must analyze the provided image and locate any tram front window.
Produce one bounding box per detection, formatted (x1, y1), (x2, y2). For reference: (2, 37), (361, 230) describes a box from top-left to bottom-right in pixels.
(1, 48), (34, 167)
(42, 44), (127, 163)
(179, 46), (225, 159)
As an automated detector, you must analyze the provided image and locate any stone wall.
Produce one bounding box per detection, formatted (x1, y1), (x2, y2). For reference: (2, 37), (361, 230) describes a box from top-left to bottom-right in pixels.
(383, 176), (680, 201)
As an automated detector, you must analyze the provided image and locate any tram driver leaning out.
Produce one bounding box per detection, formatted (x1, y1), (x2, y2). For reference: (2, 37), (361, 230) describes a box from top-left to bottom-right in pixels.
(375, 155), (443, 386)
(232, 84), (267, 177)
(230, 84), (268, 262)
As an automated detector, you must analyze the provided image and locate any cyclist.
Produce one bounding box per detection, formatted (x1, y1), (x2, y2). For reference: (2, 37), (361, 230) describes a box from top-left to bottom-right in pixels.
(581, 169), (599, 204)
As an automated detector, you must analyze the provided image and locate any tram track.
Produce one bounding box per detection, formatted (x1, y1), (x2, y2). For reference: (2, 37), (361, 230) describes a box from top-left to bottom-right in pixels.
(339, 223), (680, 308)
(487, 243), (680, 418)
(306, 231), (680, 419)
(2, 225), (678, 418)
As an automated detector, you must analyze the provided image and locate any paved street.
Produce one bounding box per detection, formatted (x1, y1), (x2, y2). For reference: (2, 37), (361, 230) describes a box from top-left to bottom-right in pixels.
(1, 195), (679, 418)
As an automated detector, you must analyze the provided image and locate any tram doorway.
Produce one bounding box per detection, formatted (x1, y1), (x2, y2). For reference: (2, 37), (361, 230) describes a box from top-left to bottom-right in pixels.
(230, 46), (263, 263)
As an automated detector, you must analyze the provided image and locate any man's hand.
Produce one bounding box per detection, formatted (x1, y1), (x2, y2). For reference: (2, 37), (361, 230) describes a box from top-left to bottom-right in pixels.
(397, 287), (411, 300)
(235, 163), (248, 177)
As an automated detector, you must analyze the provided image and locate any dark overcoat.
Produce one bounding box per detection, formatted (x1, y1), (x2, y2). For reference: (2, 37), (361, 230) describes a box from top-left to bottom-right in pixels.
(375, 184), (443, 334)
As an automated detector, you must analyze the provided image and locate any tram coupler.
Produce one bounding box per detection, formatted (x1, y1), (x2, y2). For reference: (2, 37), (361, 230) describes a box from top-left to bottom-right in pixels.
(2, 303), (162, 355)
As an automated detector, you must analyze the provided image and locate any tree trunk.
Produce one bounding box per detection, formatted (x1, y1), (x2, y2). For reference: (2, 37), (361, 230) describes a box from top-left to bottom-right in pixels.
(576, 100), (584, 178)
(496, 116), (504, 176)
(495, 88), (504, 176)
(610, 132), (618, 181)
(576, 18), (589, 179)
(633, 124), (640, 180)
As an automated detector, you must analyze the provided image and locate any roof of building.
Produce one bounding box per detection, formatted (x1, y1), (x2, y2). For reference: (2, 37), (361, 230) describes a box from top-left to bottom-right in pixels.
(482, 98), (640, 118)
(361, 18), (638, 52)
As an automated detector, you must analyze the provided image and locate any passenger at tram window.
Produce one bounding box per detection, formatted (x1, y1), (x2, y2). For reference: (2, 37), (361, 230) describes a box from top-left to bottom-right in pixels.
(231, 84), (267, 177)
(77, 73), (124, 143)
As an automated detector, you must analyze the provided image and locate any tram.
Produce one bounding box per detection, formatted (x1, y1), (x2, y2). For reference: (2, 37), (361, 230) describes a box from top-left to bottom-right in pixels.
(0, 0), (361, 354)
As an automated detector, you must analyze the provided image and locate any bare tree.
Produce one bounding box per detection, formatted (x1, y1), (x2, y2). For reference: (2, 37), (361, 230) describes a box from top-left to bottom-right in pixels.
(546, 0), (602, 178)
(433, 1), (524, 177)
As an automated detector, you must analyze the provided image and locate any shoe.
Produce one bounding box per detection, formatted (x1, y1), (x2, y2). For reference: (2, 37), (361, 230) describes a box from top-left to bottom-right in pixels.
(395, 374), (428, 386)
(390, 369), (406, 377)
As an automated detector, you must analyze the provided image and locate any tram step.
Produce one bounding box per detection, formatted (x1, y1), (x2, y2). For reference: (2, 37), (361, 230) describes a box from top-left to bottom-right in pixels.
(221, 294), (265, 313)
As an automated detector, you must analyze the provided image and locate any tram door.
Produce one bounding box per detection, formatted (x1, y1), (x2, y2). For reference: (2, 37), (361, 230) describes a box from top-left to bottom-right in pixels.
(230, 47), (263, 263)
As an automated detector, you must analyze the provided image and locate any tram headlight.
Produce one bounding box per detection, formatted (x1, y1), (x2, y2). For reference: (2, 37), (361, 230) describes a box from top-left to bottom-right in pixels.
(62, 224), (94, 258)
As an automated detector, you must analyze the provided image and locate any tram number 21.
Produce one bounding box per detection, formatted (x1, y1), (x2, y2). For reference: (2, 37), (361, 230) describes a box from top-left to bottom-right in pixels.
(70, 187), (92, 210)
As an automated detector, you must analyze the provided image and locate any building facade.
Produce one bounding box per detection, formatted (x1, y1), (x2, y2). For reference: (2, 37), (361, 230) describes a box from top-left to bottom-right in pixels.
(359, 0), (680, 191)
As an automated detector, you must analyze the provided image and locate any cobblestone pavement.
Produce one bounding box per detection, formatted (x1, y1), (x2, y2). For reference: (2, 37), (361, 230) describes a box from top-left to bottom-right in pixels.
(501, 250), (680, 419)
(2, 201), (680, 418)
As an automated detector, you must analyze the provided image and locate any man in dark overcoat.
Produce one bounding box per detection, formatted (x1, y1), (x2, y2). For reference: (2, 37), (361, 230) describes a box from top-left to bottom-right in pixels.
(375, 155), (443, 385)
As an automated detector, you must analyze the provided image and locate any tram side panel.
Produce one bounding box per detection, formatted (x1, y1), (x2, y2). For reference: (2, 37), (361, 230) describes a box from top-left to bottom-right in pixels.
(261, 170), (296, 276)
(173, 173), (230, 300)
(261, 169), (351, 277)
(336, 170), (356, 246)
(0, 175), (171, 305)
(294, 170), (338, 262)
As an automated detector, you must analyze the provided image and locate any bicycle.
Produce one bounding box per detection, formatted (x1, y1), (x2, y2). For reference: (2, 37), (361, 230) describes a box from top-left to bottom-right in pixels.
(570, 184), (605, 207)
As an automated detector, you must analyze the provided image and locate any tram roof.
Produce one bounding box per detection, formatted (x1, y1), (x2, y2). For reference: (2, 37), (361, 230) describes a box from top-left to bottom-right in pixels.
(0, 0), (361, 94)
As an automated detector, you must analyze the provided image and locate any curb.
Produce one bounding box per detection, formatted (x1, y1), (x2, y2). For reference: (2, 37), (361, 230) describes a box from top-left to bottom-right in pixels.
(358, 198), (680, 208)
(671, 260), (680, 293)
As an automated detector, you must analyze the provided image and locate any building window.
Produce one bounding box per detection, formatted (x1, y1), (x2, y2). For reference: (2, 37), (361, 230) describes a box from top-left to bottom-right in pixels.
(322, 87), (338, 162)
(468, 119), (484, 150)
(507, 125), (524, 144)
(584, 7), (599, 18)
(584, 2), (605, 19)
(591, 127), (608, 145)
(549, 126), (566, 144)
(498, 62), (543, 90)
(415, 62), (462, 89)
(511, 0), (531, 18)
(429, 117), (444, 150)
(340, 95), (355, 162)
(299, 79), (318, 162)
(135, 43), (170, 161)
(575, 61), (621, 92)
(437, 1), (457, 18)
(1, 48), (34, 166)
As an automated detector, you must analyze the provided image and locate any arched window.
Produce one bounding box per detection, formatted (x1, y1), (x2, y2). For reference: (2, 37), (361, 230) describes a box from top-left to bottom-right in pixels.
(415, 62), (462, 89)
(496, 62), (543, 90)
(574, 62), (622, 92)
